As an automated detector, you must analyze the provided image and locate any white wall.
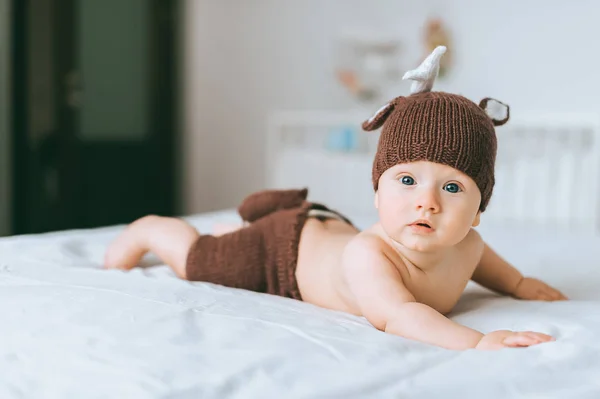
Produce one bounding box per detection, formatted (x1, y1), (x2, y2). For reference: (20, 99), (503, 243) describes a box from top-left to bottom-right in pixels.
(0, 0), (11, 235)
(183, 0), (600, 213)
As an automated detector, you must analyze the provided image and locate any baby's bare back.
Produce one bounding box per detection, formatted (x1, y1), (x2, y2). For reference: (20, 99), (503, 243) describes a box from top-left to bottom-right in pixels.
(295, 218), (361, 313)
(295, 220), (484, 319)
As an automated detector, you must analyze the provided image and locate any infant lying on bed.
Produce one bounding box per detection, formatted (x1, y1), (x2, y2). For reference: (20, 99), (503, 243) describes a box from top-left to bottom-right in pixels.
(105, 46), (567, 351)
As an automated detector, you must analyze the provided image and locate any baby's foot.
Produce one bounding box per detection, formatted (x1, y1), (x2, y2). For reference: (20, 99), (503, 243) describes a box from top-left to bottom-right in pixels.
(104, 218), (151, 270)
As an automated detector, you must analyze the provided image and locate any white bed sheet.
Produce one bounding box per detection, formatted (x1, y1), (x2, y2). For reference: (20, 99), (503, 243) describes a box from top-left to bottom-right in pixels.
(1, 210), (599, 398)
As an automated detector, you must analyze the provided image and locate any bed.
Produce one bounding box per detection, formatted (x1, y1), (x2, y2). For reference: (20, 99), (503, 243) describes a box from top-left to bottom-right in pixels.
(1, 210), (600, 398)
(2, 111), (600, 398)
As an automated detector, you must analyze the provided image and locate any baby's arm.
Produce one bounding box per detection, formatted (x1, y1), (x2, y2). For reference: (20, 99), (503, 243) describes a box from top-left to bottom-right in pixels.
(471, 236), (567, 300)
(470, 241), (523, 296)
(342, 236), (554, 350)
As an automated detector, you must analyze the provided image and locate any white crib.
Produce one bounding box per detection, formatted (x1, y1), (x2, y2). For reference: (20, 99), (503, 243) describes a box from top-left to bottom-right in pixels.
(266, 110), (600, 234)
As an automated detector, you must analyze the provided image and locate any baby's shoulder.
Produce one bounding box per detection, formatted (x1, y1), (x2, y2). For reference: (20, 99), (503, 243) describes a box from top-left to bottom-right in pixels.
(340, 231), (403, 272)
(343, 231), (387, 254)
(456, 228), (485, 262)
(459, 227), (483, 245)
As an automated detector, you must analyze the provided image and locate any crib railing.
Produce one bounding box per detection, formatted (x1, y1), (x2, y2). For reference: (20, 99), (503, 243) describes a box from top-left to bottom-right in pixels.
(267, 111), (600, 234)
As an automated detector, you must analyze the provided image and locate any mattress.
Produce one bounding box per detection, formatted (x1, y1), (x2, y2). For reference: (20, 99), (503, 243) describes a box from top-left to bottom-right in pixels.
(1, 209), (599, 398)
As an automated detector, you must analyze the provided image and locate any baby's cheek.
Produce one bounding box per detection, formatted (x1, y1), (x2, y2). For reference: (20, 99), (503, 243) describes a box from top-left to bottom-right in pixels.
(378, 202), (401, 223)
(445, 216), (474, 242)
(379, 218), (405, 241)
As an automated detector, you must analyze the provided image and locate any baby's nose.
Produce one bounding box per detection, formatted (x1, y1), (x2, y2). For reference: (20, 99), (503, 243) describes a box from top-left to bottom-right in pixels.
(416, 191), (440, 212)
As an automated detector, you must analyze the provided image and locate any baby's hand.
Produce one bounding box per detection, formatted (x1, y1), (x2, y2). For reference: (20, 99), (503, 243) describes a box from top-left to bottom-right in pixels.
(513, 277), (568, 301)
(475, 330), (555, 350)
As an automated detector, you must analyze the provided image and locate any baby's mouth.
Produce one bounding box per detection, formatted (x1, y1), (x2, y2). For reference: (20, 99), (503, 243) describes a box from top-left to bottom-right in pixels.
(409, 220), (435, 231)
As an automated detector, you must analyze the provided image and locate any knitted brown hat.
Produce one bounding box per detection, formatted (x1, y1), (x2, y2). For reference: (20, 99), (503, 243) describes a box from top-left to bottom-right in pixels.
(362, 46), (509, 212)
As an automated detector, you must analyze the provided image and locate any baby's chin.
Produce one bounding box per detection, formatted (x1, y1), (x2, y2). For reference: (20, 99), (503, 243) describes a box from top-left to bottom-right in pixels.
(383, 228), (458, 253)
(397, 237), (447, 253)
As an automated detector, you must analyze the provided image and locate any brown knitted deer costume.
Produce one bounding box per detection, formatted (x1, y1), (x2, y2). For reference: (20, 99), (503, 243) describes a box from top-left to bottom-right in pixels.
(185, 46), (510, 300)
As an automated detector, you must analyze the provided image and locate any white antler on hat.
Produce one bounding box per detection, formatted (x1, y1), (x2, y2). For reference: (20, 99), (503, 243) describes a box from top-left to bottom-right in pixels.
(402, 46), (446, 95)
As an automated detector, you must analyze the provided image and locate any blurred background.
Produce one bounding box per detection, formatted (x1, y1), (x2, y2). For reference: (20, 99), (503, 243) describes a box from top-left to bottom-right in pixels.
(1, 0), (599, 236)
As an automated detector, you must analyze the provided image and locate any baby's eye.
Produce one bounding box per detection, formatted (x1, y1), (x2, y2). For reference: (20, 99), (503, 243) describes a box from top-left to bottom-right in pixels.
(400, 176), (415, 185)
(444, 183), (462, 193)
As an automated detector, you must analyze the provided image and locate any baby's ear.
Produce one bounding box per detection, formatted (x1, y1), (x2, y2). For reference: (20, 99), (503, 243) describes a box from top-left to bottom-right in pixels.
(362, 100), (398, 131)
(479, 98), (510, 126)
(472, 211), (481, 227)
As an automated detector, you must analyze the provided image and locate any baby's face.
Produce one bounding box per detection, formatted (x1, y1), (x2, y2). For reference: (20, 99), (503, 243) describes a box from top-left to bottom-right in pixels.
(374, 161), (482, 252)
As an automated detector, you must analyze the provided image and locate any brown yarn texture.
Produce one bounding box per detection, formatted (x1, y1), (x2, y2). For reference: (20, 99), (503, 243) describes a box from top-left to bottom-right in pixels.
(365, 92), (499, 211)
(185, 189), (312, 300)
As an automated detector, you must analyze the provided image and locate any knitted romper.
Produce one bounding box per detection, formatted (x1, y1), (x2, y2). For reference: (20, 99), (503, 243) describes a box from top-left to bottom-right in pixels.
(185, 188), (354, 300)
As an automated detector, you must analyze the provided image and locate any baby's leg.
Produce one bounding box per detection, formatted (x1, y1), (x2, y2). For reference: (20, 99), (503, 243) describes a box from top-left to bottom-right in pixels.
(104, 215), (199, 279)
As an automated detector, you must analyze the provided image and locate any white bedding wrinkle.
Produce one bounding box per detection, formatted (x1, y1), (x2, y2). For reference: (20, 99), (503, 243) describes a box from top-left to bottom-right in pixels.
(0, 209), (599, 398)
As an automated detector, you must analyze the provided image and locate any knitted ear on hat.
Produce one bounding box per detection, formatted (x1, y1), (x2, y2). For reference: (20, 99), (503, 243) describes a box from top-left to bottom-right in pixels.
(363, 45), (447, 132)
(362, 101), (396, 131)
(479, 98), (510, 126)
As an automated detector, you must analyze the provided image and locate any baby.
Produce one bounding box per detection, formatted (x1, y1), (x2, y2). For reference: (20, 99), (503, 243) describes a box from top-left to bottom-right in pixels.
(105, 46), (567, 350)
